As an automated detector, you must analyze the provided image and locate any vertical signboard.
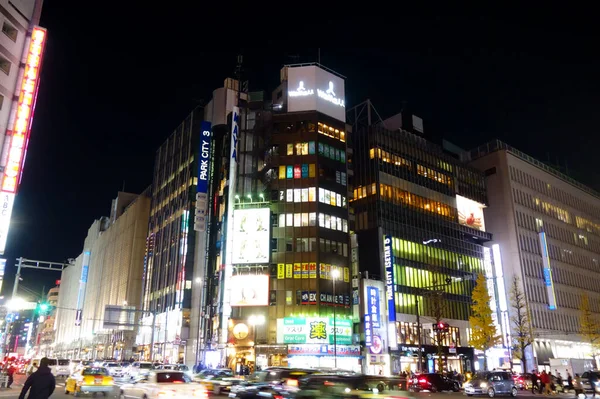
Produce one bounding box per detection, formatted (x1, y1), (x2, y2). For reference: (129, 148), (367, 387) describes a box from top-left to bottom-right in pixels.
(538, 232), (557, 310)
(0, 258), (5, 293)
(194, 121), (212, 232)
(75, 250), (91, 326)
(221, 106), (240, 345)
(383, 235), (396, 322)
(367, 286), (380, 328)
(0, 26), (47, 254)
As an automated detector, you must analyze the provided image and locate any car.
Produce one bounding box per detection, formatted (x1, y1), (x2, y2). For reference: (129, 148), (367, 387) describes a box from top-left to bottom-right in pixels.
(515, 373), (533, 390)
(105, 362), (126, 378)
(119, 370), (206, 399)
(200, 374), (245, 395)
(65, 366), (114, 397)
(463, 371), (518, 397)
(409, 373), (460, 392)
(128, 361), (153, 379)
(580, 371), (600, 394)
(296, 374), (413, 399)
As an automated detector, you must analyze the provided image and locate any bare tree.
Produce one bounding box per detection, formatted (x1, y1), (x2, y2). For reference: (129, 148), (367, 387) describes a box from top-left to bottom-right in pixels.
(509, 275), (533, 373)
(427, 289), (448, 373)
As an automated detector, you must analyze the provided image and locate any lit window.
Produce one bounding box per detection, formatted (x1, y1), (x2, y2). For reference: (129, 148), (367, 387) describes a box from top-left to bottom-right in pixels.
(286, 189), (293, 202)
(325, 214), (331, 229)
(286, 213), (293, 226)
(294, 165), (301, 179)
(286, 166), (293, 179)
(301, 164), (309, 178)
(294, 213), (301, 227)
(279, 214), (286, 227)
(309, 187), (316, 202)
(324, 190), (331, 204)
(302, 213), (309, 226)
(319, 188), (325, 203)
(287, 144), (293, 155)
(279, 166), (286, 179)
(318, 213), (324, 227)
(301, 188), (308, 202)
(309, 164), (316, 178)
(337, 194), (342, 207)
(294, 189), (301, 203)
(309, 212), (316, 226)
(301, 142), (309, 155)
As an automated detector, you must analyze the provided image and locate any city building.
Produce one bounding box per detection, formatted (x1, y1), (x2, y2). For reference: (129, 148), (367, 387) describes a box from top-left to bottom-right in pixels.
(469, 140), (600, 370)
(5, 308), (34, 356)
(192, 64), (356, 372)
(36, 285), (59, 356)
(0, 0), (46, 255)
(349, 102), (493, 374)
(54, 190), (150, 360)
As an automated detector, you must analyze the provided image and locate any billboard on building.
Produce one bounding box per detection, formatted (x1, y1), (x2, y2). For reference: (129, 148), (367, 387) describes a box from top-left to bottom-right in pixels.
(277, 317), (352, 344)
(287, 65), (346, 122)
(0, 26), (47, 254)
(232, 208), (270, 264)
(103, 305), (137, 330)
(230, 275), (269, 306)
(456, 195), (486, 231)
(0, 258), (5, 294)
(194, 121), (212, 232)
(537, 232), (557, 310)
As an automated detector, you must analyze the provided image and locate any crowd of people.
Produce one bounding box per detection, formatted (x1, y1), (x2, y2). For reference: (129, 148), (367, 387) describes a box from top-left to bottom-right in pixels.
(530, 369), (597, 397)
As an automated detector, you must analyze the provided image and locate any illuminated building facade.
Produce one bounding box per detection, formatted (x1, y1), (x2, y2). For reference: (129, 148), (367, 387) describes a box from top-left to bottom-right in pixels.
(350, 105), (492, 374)
(194, 65), (357, 372)
(0, 0), (45, 254)
(469, 140), (600, 370)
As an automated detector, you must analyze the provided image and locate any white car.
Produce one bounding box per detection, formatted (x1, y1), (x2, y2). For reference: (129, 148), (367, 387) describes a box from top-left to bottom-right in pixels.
(119, 370), (206, 399)
(127, 361), (153, 379)
(105, 362), (126, 378)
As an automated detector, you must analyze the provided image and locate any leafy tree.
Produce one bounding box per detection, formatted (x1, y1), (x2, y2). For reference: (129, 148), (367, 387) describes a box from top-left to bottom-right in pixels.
(509, 275), (533, 372)
(579, 292), (600, 360)
(469, 273), (502, 370)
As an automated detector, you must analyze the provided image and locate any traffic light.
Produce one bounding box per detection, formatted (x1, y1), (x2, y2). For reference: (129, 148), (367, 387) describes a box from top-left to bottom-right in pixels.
(36, 302), (50, 315)
(433, 322), (450, 332)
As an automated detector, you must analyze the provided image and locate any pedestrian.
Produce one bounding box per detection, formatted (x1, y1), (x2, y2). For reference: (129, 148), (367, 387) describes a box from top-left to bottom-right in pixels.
(573, 374), (584, 398)
(532, 371), (539, 394)
(567, 373), (573, 392)
(27, 362), (38, 377)
(18, 357), (56, 399)
(541, 371), (552, 395)
(6, 363), (16, 389)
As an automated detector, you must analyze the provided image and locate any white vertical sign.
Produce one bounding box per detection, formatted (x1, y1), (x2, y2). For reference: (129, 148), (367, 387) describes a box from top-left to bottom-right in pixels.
(0, 193), (14, 254)
(221, 106), (240, 345)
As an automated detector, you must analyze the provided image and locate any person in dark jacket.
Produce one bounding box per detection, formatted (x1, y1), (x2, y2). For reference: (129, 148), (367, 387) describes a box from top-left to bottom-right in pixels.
(18, 357), (55, 399)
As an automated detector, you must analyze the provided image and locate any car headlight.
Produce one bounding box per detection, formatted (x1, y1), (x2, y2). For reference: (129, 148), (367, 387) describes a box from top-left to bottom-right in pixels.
(464, 383), (472, 388)
(480, 382), (488, 388)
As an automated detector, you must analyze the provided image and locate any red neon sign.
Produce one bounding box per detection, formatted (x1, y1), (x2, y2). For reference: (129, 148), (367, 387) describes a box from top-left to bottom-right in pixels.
(1, 26), (47, 193)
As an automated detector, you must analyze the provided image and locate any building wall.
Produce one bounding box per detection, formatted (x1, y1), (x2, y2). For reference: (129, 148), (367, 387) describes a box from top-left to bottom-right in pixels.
(53, 255), (82, 350)
(470, 146), (600, 337)
(0, 0), (42, 151)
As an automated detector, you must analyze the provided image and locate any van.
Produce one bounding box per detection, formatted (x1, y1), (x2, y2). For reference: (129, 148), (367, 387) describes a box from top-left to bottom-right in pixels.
(31, 358), (71, 378)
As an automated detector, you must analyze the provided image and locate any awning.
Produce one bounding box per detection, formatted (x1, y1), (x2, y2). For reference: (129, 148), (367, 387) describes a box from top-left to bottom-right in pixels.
(534, 341), (554, 366)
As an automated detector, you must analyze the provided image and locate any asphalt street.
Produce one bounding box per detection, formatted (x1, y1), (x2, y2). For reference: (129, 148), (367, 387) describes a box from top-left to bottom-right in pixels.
(0, 375), (584, 399)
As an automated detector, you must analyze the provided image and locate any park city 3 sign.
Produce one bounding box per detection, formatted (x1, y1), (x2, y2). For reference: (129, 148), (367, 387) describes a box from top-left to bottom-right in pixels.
(288, 80), (345, 108)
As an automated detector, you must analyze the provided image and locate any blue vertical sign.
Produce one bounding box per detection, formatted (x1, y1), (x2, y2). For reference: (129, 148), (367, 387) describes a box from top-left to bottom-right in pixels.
(538, 232), (557, 310)
(197, 121), (212, 195)
(367, 286), (380, 328)
(364, 314), (373, 347)
(384, 235), (396, 322)
(194, 121), (212, 232)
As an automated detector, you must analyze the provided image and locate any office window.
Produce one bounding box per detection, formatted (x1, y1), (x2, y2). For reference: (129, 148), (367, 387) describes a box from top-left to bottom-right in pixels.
(2, 22), (17, 42)
(286, 213), (293, 226)
(309, 187), (316, 202)
(279, 214), (286, 227)
(0, 55), (10, 75)
(294, 189), (301, 203)
(309, 141), (315, 154)
(309, 212), (316, 226)
(287, 189), (293, 202)
(294, 213), (301, 227)
(301, 188), (308, 202)
(301, 213), (309, 226)
(287, 144), (293, 155)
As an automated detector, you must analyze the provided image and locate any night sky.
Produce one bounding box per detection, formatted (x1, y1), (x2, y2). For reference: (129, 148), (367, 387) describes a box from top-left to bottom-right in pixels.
(4, 7), (599, 297)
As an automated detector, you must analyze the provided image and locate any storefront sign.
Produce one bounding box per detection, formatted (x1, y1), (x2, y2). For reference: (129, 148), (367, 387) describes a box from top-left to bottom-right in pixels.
(383, 235), (396, 322)
(366, 286), (380, 328)
(278, 317), (352, 344)
(364, 314), (373, 347)
(288, 344), (360, 356)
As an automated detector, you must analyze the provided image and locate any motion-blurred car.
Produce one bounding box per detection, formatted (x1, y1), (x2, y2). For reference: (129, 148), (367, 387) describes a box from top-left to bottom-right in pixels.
(514, 373), (533, 390)
(200, 374), (245, 394)
(119, 370), (206, 399)
(65, 366), (114, 397)
(296, 374), (413, 399)
(463, 371), (517, 397)
(105, 362), (126, 378)
(580, 371), (600, 394)
(409, 373), (460, 392)
(127, 361), (153, 380)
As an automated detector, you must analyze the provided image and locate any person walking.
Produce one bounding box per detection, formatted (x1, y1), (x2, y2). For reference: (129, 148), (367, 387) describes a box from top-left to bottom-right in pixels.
(26, 362), (38, 377)
(5, 363), (16, 389)
(532, 371), (539, 394)
(567, 372), (573, 392)
(541, 371), (552, 395)
(573, 374), (584, 398)
(18, 357), (55, 399)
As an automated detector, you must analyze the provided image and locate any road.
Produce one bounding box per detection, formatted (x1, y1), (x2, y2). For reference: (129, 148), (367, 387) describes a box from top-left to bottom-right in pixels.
(0, 376), (581, 399)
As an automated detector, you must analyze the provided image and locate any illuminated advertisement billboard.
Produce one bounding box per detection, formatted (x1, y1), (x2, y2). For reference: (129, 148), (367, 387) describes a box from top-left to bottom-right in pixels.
(456, 195), (486, 231)
(0, 258), (5, 293)
(0, 26), (47, 254)
(538, 232), (557, 310)
(277, 317), (352, 344)
(230, 274), (269, 306)
(287, 65), (346, 122)
(232, 208), (270, 264)
(194, 121), (211, 232)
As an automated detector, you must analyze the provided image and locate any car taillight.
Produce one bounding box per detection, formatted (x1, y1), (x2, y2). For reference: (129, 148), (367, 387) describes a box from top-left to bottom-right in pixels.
(419, 379), (427, 384)
(274, 396), (284, 399)
(287, 379), (298, 387)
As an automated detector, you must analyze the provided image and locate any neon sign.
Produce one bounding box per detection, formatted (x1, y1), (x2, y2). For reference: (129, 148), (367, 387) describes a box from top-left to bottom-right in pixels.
(384, 235), (396, 322)
(317, 81), (345, 107)
(2, 26), (47, 194)
(288, 81), (313, 97)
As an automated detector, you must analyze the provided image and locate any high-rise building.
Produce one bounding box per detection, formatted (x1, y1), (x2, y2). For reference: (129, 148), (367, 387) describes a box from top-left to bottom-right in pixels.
(36, 285), (58, 356)
(349, 103), (493, 373)
(0, 0), (46, 254)
(54, 191), (150, 360)
(194, 64), (356, 372)
(469, 140), (600, 370)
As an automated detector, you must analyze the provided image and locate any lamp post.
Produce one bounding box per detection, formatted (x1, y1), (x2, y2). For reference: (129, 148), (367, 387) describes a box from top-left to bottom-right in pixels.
(331, 269), (340, 369)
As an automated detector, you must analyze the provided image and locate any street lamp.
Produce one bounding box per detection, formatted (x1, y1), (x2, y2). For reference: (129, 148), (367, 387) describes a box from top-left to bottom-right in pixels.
(331, 269), (340, 368)
(259, 193), (265, 202)
(247, 194), (253, 203)
(195, 277), (202, 284)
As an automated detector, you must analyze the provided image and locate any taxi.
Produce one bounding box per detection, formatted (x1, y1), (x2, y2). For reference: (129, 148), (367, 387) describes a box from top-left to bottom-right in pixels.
(65, 366), (114, 397)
